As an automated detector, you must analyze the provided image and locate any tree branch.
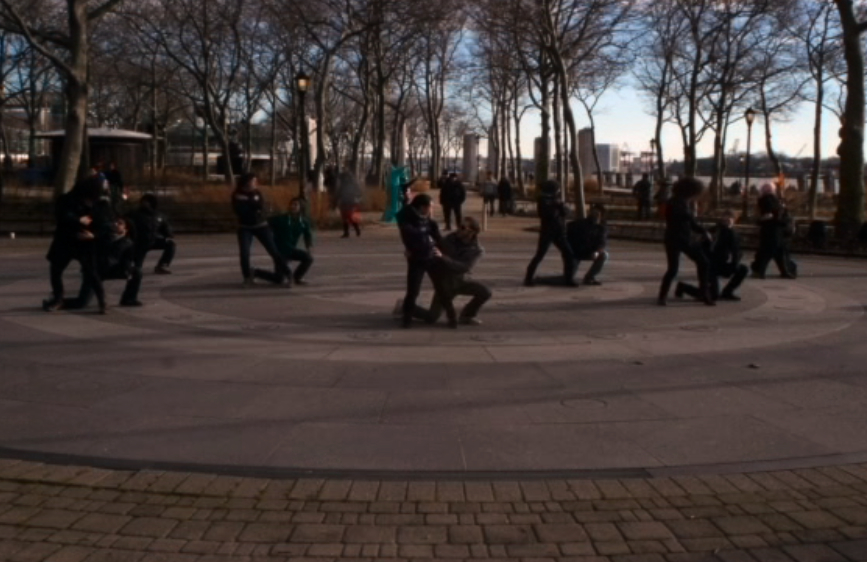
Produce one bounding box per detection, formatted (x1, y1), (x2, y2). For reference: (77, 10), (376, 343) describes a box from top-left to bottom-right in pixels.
(0, 0), (73, 76)
(88, 0), (126, 21)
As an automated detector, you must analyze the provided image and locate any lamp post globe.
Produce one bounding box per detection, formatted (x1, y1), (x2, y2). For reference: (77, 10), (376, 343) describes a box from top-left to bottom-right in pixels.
(295, 72), (312, 199)
(742, 107), (756, 220)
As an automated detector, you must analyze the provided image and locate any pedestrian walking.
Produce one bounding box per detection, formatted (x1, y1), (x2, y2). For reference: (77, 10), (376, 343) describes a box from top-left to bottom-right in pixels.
(439, 173), (465, 231)
(632, 173), (653, 220)
(335, 170), (363, 238)
(497, 176), (513, 216)
(481, 171), (497, 217)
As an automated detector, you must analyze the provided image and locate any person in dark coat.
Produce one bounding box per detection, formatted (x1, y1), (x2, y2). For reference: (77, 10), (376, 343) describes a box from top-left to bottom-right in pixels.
(657, 177), (713, 306)
(567, 204), (608, 285)
(61, 192), (139, 311)
(654, 178), (672, 219)
(104, 161), (124, 211)
(524, 180), (576, 287)
(128, 193), (175, 275)
(676, 211), (748, 302)
(396, 193), (449, 328)
(232, 173), (292, 286)
(439, 173), (465, 231)
(42, 177), (102, 311)
(404, 216), (491, 326)
(334, 170), (362, 237)
(751, 183), (797, 279)
(632, 173), (653, 220)
(497, 176), (513, 216)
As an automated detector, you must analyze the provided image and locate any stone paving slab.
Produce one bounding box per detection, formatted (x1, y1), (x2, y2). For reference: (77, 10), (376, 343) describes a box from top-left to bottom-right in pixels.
(0, 459), (864, 561)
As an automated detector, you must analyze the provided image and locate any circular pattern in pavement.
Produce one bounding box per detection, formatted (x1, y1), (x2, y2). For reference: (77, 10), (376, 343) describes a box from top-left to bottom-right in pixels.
(0, 236), (866, 476)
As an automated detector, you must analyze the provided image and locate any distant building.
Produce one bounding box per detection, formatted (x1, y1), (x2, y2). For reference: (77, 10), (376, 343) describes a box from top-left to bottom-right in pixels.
(578, 128), (619, 178)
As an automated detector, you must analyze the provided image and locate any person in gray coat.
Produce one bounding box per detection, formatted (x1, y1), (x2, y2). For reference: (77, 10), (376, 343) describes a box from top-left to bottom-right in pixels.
(335, 170), (363, 238)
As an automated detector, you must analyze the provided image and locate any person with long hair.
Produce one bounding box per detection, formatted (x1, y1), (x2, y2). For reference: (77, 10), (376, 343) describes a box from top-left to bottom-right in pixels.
(231, 173), (292, 286)
(657, 177), (714, 306)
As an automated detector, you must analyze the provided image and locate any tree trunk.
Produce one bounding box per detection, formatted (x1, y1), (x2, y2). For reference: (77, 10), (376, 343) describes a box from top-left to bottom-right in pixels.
(201, 123), (209, 182)
(552, 79), (563, 187)
(590, 126), (603, 192)
(513, 99), (526, 196)
(537, 71), (551, 191)
(809, 79), (824, 220)
(760, 90), (782, 176)
(55, 75), (88, 196)
(834, 0), (866, 236)
(270, 96), (278, 187)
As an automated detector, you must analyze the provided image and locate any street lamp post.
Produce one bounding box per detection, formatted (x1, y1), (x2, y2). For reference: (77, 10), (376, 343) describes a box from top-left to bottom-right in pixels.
(742, 107), (756, 221)
(295, 71), (311, 200)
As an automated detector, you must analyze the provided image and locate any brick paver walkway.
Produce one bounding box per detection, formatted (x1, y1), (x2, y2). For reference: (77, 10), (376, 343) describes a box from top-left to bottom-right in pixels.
(0, 459), (866, 562)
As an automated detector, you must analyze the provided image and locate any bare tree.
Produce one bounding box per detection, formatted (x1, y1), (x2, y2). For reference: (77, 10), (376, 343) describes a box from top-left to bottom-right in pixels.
(832, 0), (867, 235)
(0, 0), (126, 195)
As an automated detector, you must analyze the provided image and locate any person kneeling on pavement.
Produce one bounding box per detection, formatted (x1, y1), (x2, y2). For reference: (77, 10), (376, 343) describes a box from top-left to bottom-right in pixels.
(566, 204), (608, 286)
(267, 197), (314, 285)
(676, 211), (748, 302)
(396, 217), (492, 327)
(128, 193), (175, 275)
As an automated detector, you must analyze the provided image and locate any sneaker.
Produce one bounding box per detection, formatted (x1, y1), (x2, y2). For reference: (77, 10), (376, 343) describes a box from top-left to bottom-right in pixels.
(392, 299), (404, 318)
(42, 298), (63, 312)
(583, 278), (601, 286)
(657, 297), (667, 306)
(674, 283), (685, 298)
(98, 304), (108, 315)
(780, 272), (797, 279)
(401, 317), (412, 329)
(751, 271), (765, 280)
(447, 318), (458, 329)
(719, 293), (741, 301)
(120, 300), (143, 307)
(459, 317), (482, 326)
(293, 278), (308, 286)
(565, 279), (580, 288)
(154, 265), (172, 275)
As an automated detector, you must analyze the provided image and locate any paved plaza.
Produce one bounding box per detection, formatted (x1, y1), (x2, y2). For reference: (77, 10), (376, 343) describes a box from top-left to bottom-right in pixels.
(1, 207), (867, 560)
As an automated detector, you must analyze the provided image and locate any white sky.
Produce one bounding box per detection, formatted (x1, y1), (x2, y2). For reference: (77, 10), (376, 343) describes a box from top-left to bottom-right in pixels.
(506, 83), (841, 165)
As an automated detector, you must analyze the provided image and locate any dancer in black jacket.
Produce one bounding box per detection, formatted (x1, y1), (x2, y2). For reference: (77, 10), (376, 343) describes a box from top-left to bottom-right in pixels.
(396, 194), (447, 328)
(232, 173), (292, 286)
(657, 177), (714, 306)
(524, 180), (576, 287)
